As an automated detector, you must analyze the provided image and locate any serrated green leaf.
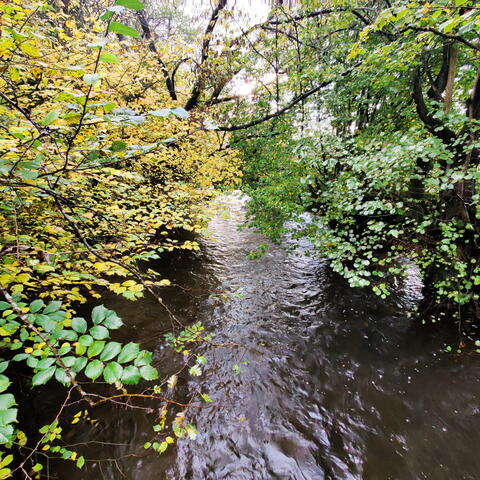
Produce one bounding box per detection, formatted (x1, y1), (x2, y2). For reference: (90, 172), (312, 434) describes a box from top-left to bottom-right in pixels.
(72, 357), (88, 373)
(0, 395), (15, 410)
(61, 356), (76, 368)
(90, 325), (109, 340)
(134, 350), (152, 367)
(0, 376), (10, 394)
(85, 360), (104, 380)
(36, 357), (55, 370)
(32, 366), (55, 386)
(29, 300), (44, 313)
(71, 317), (87, 333)
(0, 425), (14, 444)
(121, 365), (140, 384)
(0, 408), (17, 427)
(117, 342), (139, 363)
(79, 335), (94, 347)
(100, 342), (122, 362)
(58, 329), (78, 341)
(91, 305), (108, 325)
(87, 341), (105, 358)
(43, 301), (62, 314)
(103, 362), (123, 383)
(103, 312), (123, 329)
(54, 368), (71, 385)
(140, 365), (158, 381)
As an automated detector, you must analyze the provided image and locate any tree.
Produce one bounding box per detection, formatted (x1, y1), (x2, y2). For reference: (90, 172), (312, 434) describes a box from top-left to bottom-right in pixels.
(225, 1), (479, 325)
(0, 0), (241, 475)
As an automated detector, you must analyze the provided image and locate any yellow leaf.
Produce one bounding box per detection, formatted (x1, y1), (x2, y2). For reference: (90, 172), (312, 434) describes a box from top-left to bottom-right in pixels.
(20, 43), (40, 57)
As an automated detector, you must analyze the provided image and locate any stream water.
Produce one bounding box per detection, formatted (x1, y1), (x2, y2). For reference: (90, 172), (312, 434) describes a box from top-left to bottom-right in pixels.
(52, 194), (480, 480)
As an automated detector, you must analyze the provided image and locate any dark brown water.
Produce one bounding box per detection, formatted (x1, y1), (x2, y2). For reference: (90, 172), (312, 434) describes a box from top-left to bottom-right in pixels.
(52, 194), (480, 480)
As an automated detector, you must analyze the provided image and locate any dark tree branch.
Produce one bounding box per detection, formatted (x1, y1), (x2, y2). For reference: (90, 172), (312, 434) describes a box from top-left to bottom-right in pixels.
(218, 75), (343, 132)
(185, 0), (228, 111)
(136, 10), (177, 101)
(413, 67), (456, 145)
(397, 26), (480, 51)
(467, 67), (480, 120)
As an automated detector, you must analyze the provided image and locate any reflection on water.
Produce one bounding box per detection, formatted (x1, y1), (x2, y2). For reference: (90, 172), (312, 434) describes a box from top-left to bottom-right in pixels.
(54, 193), (480, 480)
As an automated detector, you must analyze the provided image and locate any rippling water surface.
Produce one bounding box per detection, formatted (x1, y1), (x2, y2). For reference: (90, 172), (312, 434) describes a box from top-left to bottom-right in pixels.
(53, 194), (480, 480)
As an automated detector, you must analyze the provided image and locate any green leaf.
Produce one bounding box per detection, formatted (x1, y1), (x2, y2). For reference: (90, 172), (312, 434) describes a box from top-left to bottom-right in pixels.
(58, 329), (78, 341)
(39, 110), (60, 126)
(85, 360), (104, 380)
(110, 140), (126, 152)
(100, 5), (124, 21)
(0, 376), (11, 394)
(55, 368), (71, 385)
(117, 342), (139, 364)
(104, 102), (116, 112)
(158, 441), (168, 453)
(134, 350), (152, 367)
(139, 365), (158, 381)
(72, 357), (88, 373)
(121, 365), (140, 384)
(61, 356), (76, 368)
(100, 52), (120, 63)
(100, 342), (122, 362)
(26, 357), (38, 369)
(201, 393), (212, 403)
(29, 300), (44, 313)
(32, 366), (56, 386)
(0, 408), (17, 427)
(103, 312), (123, 329)
(79, 335), (94, 347)
(87, 341), (105, 358)
(43, 301), (62, 314)
(108, 21), (140, 38)
(47, 310), (66, 322)
(76, 456), (85, 468)
(36, 315), (57, 333)
(0, 362), (8, 374)
(115, 0), (145, 10)
(0, 425), (14, 444)
(71, 317), (87, 334)
(82, 73), (101, 86)
(91, 305), (108, 325)
(0, 395), (16, 410)
(0, 454), (13, 467)
(90, 325), (109, 340)
(75, 344), (87, 356)
(103, 362), (123, 383)
(36, 357), (55, 370)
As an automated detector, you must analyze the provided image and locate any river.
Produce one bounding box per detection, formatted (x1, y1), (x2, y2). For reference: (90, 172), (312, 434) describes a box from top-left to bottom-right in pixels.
(52, 193), (480, 480)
